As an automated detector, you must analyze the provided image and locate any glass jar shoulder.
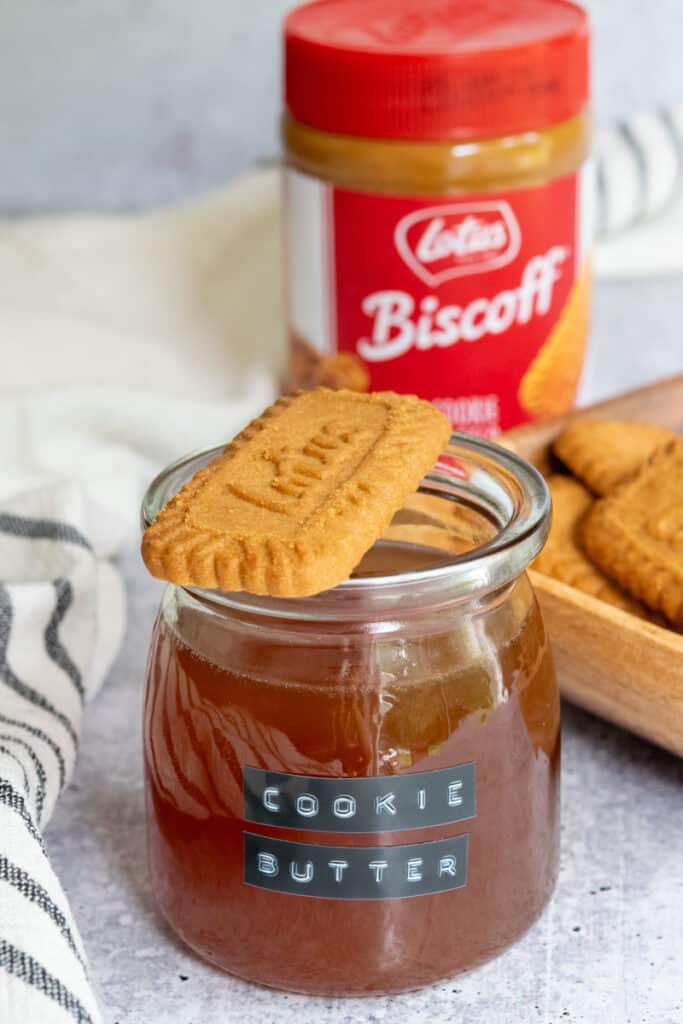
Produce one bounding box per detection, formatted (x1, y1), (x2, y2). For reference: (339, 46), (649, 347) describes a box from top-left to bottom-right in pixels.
(151, 576), (546, 704)
(153, 577), (540, 688)
(283, 111), (590, 195)
(144, 576), (556, 782)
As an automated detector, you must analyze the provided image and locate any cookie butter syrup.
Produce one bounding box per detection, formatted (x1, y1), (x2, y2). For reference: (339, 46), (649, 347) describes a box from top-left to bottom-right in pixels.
(144, 549), (559, 995)
(283, 0), (592, 435)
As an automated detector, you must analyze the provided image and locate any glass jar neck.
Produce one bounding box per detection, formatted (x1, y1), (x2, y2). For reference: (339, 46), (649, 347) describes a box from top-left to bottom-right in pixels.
(143, 432), (550, 629)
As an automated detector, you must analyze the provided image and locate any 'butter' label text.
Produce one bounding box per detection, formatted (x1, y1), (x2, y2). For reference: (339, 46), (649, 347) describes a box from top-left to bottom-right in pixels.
(244, 833), (469, 900)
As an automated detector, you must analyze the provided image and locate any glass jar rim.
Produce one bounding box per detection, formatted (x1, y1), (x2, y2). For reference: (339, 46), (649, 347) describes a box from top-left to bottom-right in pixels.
(141, 432), (550, 622)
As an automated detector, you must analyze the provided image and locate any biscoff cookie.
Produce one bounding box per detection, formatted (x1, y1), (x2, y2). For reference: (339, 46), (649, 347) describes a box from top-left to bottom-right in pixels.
(582, 439), (683, 626)
(142, 388), (452, 597)
(289, 334), (370, 392)
(533, 475), (654, 618)
(554, 418), (674, 495)
(311, 352), (370, 393)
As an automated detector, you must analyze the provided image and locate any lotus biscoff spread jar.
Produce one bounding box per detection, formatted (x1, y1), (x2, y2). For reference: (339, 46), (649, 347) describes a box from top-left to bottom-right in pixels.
(283, 0), (591, 436)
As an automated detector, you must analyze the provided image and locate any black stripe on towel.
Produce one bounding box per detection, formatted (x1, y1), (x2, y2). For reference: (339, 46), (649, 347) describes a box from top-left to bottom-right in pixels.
(0, 780), (45, 850)
(0, 733), (47, 823)
(0, 855), (86, 969)
(45, 579), (85, 703)
(0, 513), (91, 551)
(0, 940), (94, 1024)
(0, 586), (79, 750)
(659, 106), (683, 191)
(618, 119), (649, 225)
(0, 712), (66, 795)
(595, 156), (608, 237)
(0, 745), (30, 796)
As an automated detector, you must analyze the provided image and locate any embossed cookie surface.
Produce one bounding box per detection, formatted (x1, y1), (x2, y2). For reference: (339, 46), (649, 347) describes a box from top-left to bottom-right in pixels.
(554, 418), (674, 495)
(533, 475), (654, 618)
(582, 439), (683, 626)
(142, 389), (452, 596)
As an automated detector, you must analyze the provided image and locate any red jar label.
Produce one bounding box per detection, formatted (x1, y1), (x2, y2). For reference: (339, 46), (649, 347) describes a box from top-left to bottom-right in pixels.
(285, 168), (591, 435)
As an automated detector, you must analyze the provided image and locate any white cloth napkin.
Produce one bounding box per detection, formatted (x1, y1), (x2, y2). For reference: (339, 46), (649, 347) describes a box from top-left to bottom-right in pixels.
(0, 485), (125, 1024)
(0, 105), (682, 1022)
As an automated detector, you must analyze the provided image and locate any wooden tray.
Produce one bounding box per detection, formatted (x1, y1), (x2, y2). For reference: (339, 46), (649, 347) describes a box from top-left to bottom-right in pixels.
(499, 375), (683, 758)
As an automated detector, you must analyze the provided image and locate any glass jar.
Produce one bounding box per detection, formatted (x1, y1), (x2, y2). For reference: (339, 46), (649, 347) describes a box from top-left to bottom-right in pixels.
(141, 434), (558, 995)
(283, 0), (592, 435)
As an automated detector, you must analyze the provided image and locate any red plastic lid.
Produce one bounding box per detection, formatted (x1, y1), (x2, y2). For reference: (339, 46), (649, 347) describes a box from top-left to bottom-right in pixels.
(285, 0), (590, 141)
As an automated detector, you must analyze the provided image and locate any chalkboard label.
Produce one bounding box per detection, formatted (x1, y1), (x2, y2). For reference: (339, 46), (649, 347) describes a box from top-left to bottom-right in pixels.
(244, 832), (469, 900)
(243, 763), (475, 834)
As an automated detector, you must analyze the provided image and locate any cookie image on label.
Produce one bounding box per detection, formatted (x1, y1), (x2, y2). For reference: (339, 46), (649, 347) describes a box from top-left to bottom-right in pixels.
(518, 264), (591, 421)
(290, 332), (370, 393)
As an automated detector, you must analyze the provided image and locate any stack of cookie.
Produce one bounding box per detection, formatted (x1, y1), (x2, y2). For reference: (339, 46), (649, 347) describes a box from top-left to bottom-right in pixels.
(534, 419), (683, 630)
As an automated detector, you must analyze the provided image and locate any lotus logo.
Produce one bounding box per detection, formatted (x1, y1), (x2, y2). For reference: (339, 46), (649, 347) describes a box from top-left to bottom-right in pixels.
(394, 201), (521, 287)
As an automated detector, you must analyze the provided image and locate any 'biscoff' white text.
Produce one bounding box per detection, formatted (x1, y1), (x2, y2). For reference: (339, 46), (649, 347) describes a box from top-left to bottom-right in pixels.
(356, 246), (569, 362)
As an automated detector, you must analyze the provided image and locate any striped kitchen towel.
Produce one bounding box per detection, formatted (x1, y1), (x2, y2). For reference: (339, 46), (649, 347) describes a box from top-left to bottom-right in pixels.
(0, 484), (125, 1024)
(596, 102), (683, 237)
